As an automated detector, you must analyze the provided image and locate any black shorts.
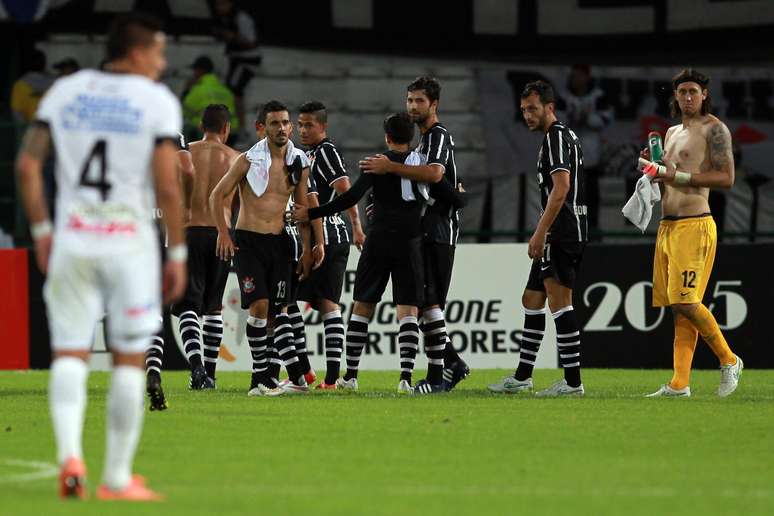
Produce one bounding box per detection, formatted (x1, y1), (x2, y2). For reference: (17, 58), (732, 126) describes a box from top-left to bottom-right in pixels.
(423, 241), (456, 309)
(171, 227), (229, 316)
(233, 230), (291, 311)
(354, 231), (424, 306)
(298, 243), (349, 309)
(526, 241), (586, 291)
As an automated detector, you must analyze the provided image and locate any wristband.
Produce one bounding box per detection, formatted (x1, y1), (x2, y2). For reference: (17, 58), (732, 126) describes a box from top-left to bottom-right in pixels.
(30, 220), (53, 240)
(168, 244), (188, 263)
(674, 171), (692, 185)
(638, 158), (666, 178)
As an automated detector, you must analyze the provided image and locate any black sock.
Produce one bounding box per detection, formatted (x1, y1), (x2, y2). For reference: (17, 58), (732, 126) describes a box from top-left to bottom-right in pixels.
(201, 313), (223, 380)
(247, 316), (269, 387)
(344, 314), (369, 381)
(421, 310), (447, 385)
(553, 306), (582, 387)
(514, 307), (546, 381)
(266, 330), (281, 387)
(323, 310), (344, 384)
(398, 315), (420, 383)
(443, 337), (461, 366)
(178, 309), (203, 370)
(274, 312), (303, 384)
(146, 316), (164, 380)
(287, 303), (311, 374)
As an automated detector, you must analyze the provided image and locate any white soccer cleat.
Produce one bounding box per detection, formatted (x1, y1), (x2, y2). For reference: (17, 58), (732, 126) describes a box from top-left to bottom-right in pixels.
(718, 355), (743, 397)
(335, 377), (359, 391)
(397, 379), (412, 394)
(267, 377), (309, 396)
(488, 376), (533, 394)
(534, 379), (584, 397)
(247, 384), (274, 397)
(645, 384), (691, 398)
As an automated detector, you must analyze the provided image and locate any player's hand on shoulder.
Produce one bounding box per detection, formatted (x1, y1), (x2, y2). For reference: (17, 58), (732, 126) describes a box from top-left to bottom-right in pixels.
(216, 231), (238, 261)
(162, 260), (187, 304)
(360, 154), (390, 175)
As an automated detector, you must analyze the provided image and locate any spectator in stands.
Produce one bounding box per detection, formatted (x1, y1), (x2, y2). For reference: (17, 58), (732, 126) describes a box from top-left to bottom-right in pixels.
(10, 49), (54, 123)
(557, 65), (613, 240)
(52, 57), (80, 77)
(211, 0), (261, 136)
(182, 55), (239, 140)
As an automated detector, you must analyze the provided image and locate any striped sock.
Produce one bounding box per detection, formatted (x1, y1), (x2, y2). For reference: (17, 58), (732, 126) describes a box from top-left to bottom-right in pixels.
(287, 303), (311, 374)
(178, 310), (202, 370)
(398, 315), (420, 382)
(323, 310), (345, 385)
(266, 329), (281, 387)
(145, 316), (164, 379)
(247, 316), (269, 388)
(553, 306), (582, 387)
(421, 308), (446, 385)
(201, 314), (223, 380)
(514, 306), (546, 381)
(343, 314), (369, 381)
(274, 312), (303, 384)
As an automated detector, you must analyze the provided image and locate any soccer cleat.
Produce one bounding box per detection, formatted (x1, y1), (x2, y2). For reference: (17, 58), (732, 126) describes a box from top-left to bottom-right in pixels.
(315, 381), (338, 390)
(412, 379), (445, 395)
(646, 384), (691, 398)
(96, 474), (164, 502)
(189, 366), (215, 390)
(247, 383), (274, 397)
(304, 368), (317, 386)
(146, 374), (168, 411)
(397, 379), (412, 394)
(534, 379), (585, 397)
(270, 377), (309, 396)
(442, 359), (470, 392)
(488, 375), (533, 394)
(718, 355), (743, 397)
(335, 377), (359, 391)
(59, 457), (87, 500)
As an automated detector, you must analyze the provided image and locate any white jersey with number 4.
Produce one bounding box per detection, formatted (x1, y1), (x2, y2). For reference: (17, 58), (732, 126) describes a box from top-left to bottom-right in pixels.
(36, 69), (182, 255)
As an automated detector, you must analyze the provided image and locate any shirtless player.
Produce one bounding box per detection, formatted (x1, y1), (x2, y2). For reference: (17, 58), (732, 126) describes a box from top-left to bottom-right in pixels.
(209, 100), (313, 396)
(172, 104), (238, 389)
(639, 69), (743, 398)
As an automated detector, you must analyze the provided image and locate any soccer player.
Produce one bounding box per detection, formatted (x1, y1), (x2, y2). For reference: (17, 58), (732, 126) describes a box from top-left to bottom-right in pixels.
(488, 80), (588, 397)
(15, 13), (185, 500)
(145, 131), (193, 410)
(360, 77), (467, 392)
(209, 100), (313, 396)
(293, 113), (448, 393)
(641, 69), (742, 397)
(296, 100), (366, 389)
(171, 104), (238, 389)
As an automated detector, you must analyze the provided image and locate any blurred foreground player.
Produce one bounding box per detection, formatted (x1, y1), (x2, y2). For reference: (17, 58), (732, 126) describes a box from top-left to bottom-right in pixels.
(489, 80), (588, 397)
(641, 69), (742, 398)
(171, 104), (238, 389)
(16, 13), (186, 500)
(210, 101), (313, 396)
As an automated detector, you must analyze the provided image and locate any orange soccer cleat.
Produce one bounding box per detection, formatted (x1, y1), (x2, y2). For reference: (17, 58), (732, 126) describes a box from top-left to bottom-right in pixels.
(304, 368), (317, 386)
(315, 381), (337, 390)
(59, 457), (87, 500)
(96, 474), (164, 502)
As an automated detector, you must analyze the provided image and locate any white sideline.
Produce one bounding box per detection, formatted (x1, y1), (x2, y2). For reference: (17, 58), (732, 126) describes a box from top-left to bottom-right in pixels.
(0, 459), (58, 484)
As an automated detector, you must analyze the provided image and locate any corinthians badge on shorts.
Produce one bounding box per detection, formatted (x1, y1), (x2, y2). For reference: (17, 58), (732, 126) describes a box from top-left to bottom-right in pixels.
(242, 276), (256, 293)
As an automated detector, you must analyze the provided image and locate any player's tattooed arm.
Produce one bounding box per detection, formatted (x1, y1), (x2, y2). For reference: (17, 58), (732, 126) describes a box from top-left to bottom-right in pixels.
(19, 123), (51, 161)
(691, 122), (735, 189)
(15, 123), (52, 225)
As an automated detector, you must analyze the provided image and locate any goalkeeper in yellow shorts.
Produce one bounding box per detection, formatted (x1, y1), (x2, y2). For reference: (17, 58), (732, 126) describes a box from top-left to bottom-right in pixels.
(638, 68), (742, 397)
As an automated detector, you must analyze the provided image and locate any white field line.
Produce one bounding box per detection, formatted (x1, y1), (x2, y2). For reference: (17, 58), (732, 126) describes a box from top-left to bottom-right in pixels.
(0, 459), (58, 484)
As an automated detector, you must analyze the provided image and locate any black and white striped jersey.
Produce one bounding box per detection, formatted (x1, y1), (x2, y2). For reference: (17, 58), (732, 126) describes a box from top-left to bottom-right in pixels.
(306, 138), (350, 246)
(417, 123), (460, 246)
(536, 121), (588, 243)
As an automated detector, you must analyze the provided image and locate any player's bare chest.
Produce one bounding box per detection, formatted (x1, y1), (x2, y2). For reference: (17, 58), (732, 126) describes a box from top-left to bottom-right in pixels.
(666, 127), (706, 166)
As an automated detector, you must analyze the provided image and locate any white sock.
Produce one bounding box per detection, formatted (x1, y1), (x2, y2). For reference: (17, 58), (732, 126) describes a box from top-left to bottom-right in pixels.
(102, 365), (145, 490)
(49, 356), (89, 465)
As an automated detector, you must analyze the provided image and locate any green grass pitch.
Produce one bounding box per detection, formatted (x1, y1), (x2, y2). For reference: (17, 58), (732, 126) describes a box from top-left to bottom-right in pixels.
(1, 369), (773, 515)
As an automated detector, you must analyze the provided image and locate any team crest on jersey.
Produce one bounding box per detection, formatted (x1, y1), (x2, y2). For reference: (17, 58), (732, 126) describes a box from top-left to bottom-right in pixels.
(242, 276), (256, 293)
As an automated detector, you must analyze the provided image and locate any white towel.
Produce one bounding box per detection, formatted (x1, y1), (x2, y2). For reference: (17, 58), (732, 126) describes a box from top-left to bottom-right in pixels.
(622, 175), (661, 233)
(244, 138), (310, 197)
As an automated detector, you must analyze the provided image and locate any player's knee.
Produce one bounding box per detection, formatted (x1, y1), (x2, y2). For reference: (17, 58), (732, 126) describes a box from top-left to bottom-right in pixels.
(671, 303), (699, 319)
(396, 305), (418, 319)
(522, 289), (546, 311)
(352, 301), (374, 320)
(249, 299), (269, 319)
(319, 298), (338, 314)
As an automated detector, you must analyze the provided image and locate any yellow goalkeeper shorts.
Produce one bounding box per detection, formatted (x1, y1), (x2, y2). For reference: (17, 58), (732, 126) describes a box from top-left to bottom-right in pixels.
(652, 214), (716, 307)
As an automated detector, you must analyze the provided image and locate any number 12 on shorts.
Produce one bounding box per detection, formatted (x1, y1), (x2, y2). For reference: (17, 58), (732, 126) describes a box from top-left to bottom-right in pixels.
(681, 270), (696, 288)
